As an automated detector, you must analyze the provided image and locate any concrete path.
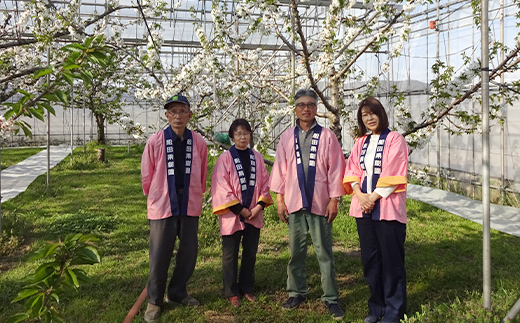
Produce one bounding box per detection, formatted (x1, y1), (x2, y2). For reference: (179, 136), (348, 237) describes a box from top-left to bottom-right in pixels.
(1, 146), (72, 203)
(407, 184), (520, 238)
(1, 148), (519, 238)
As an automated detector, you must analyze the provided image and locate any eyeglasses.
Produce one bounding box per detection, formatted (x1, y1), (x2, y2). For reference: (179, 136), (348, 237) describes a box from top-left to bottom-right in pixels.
(166, 109), (190, 116)
(295, 102), (317, 109)
(234, 132), (251, 138)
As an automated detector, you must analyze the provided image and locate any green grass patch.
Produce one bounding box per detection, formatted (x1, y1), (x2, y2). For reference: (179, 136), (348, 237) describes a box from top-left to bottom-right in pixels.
(1, 144), (519, 322)
(1, 147), (45, 170)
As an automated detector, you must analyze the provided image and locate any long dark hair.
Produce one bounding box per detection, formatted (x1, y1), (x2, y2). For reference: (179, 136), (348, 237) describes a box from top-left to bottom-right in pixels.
(357, 97), (389, 137)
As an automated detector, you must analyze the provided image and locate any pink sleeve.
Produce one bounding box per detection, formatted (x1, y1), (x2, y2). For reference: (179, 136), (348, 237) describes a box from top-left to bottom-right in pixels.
(257, 154), (274, 206)
(326, 133), (347, 198)
(199, 137), (208, 192)
(342, 137), (365, 195)
(377, 132), (409, 191)
(211, 153), (240, 215)
(141, 137), (155, 196)
(269, 138), (288, 194)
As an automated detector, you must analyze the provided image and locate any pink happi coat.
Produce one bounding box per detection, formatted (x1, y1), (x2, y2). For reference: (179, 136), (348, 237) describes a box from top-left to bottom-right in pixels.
(211, 149), (273, 236)
(141, 129), (208, 220)
(269, 126), (346, 216)
(343, 131), (409, 223)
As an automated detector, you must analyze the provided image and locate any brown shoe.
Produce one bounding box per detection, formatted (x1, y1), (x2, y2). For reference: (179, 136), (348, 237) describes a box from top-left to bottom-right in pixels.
(229, 296), (241, 308)
(243, 293), (258, 302)
(144, 303), (161, 323)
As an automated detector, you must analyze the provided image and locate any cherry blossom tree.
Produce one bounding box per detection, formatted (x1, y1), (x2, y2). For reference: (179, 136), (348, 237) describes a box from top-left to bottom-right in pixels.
(135, 0), (520, 151)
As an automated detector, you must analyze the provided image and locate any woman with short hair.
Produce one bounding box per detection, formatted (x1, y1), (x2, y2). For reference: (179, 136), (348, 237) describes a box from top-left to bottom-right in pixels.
(211, 119), (273, 308)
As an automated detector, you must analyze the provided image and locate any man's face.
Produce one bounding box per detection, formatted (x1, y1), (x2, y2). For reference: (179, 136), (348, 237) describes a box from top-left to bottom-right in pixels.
(294, 96), (317, 123)
(165, 102), (192, 130)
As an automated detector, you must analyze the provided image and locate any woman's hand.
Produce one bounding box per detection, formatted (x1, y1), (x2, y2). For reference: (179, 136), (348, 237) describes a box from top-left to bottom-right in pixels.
(249, 204), (263, 220)
(357, 192), (375, 213)
(240, 208), (252, 219)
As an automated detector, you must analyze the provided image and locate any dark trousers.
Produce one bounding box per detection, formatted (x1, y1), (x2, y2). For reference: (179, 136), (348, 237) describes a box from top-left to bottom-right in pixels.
(356, 218), (407, 322)
(221, 223), (261, 297)
(148, 216), (199, 305)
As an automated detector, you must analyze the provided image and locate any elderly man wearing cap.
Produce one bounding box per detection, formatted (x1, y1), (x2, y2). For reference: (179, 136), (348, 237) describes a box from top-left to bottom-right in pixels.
(141, 94), (208, 322)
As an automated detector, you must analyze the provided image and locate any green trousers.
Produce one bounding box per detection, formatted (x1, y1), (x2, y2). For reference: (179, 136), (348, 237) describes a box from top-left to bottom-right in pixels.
(287, 209), (339, 303)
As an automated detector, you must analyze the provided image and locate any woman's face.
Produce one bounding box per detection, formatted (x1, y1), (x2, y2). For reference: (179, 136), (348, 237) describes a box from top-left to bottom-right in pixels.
(232, 126), (251, 150)
(361, 107), (380, 134)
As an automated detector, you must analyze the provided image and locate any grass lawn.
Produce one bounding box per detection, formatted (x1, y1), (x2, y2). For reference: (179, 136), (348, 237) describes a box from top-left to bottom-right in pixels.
(1, 145), (519, 322)
(1, 147), (45, 170)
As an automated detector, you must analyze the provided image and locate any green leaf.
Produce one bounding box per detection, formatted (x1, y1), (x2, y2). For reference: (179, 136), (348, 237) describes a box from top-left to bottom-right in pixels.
(49, 292), (59, 304)
(39, 101), (56, 115)
(12, 288), (39, 303)
(62, 72), (74, 86)
(33, 265), (55, 283)
(25, 294), (38, 311)
(78, 234), (99, 243)
(30, 294), (44, 317)
(16, 89), (33, 97)
(54, 90), (69, 105)
(43, 243), (59, 258)
(90, 51), (107, 61)
(86, 55), (100, 66)
(62, 64), (81, 70)
(60, 43), (84, 54)
(4, 109), (15, 120)
(19, 122), (33, 138)
(72, 269), (90, 283)
(31, 107), (45, 121)
(34, 68), (53, 79)
(42, 93), (59, 102)
(5, 313), (30, 323)
(84, 36), (95, 49)
(70, 246), (100, 265)
(66, 268), (80, 288)
(80, 246), (101, 263)
(94, 34), (105, 45)
(27, 248), (47, 262)
(12, 102), (23, 115)
(80, 69), (93, 81)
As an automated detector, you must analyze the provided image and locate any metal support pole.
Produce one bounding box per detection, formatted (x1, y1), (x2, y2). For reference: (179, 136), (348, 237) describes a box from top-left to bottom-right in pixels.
(46, 49), (51, 190)
(481, 0), (491, 310)
(70, 92), (74, 163)
(290, 6), (296, 127)
(502, 297), (520, 323)
(0, 144), (2, 235)
(436, 0), (441, 188)
(500, 0), (505, 204)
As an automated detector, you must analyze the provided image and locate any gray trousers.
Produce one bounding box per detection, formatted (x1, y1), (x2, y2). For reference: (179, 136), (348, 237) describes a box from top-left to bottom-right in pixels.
(147, 215), (199, 305)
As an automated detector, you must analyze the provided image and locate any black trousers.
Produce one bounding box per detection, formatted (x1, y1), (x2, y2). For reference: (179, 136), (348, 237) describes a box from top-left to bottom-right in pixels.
(147, 215), (199, 305)
(221, 223), (261, 297)
(356, 218), (407, 322)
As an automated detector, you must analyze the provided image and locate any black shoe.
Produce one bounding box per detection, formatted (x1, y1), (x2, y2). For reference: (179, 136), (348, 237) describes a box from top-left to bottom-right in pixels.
(282, 294), (307, 309)
(324, 301), (345, 321)
(364, 315), (381, 323)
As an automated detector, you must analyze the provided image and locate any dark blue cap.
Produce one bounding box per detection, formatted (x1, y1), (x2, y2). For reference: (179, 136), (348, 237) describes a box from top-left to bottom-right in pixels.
(164, 94), (190, 109)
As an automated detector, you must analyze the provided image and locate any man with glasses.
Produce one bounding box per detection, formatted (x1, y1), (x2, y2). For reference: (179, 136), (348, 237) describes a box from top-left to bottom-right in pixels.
(141, 94), (208, 322)
(270, 89), (346, 321)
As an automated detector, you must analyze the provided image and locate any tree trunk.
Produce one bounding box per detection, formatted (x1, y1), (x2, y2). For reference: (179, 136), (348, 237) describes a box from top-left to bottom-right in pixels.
(328, 79), (343, 146)
(95, 113), (106, 144)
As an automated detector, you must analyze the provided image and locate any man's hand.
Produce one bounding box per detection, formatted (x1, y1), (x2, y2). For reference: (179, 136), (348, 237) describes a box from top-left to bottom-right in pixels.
(276, 193), (289, 223)
(325, 198), (339, 223)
